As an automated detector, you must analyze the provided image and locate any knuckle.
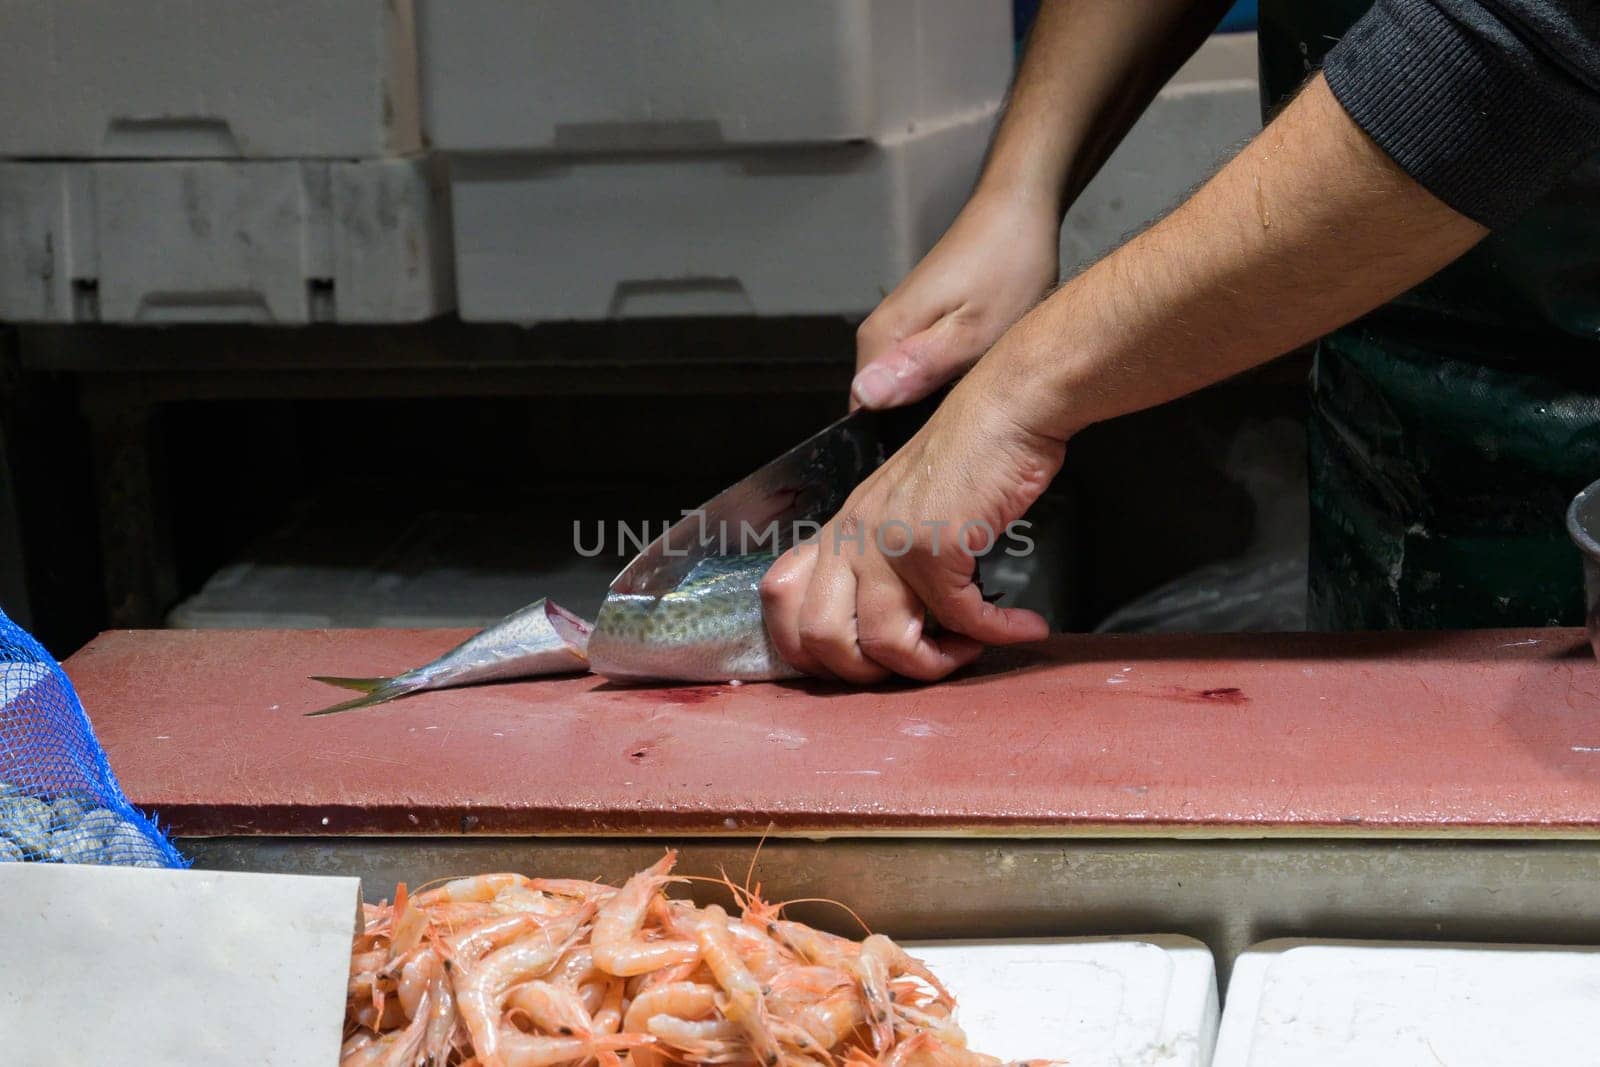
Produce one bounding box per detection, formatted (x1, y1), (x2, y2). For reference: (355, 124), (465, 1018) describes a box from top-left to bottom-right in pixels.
(797, 621), (847, 655)
(894, 342), (929, 380)
(757, 569), (785, 604)
(855, 313), (893, 351)
(857, 627), (914, 662)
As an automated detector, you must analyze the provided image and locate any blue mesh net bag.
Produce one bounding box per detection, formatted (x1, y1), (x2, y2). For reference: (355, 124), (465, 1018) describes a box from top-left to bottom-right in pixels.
(0, 606), (185, 867)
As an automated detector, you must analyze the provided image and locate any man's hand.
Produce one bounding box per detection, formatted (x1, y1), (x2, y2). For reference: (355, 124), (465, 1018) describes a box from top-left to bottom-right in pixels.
(763, 74), (1488, 683)
(763, 367), (1063, 682)
(850, 0), (1238, 412)
(851, 190), (1059, 411)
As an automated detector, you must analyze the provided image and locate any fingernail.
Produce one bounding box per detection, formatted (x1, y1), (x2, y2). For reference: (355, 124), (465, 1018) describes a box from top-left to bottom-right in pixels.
(851, 365), (896, 409)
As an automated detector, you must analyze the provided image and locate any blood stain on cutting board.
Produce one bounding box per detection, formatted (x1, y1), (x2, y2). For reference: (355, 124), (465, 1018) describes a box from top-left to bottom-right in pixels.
(1164, 685), (1250, 705)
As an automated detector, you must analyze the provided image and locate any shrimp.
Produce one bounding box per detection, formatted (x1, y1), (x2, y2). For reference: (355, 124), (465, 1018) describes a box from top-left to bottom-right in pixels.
(420, 901), (504, 929)
(344, 990), (431, 1067)
(854, 934), (959, 1053)
(647, 1014), (743, 1056)
(631, 958), (702, 996)
(418, 872), (531, 906)
(398, 949), (439, 1020)
(528, 877), (618, 902)
(852, 935), (897, 1053)
(893, 1002), (968, 1050)
(767, 920), (859, 969)
(351, 949), (389, 976)
(550, 944), (599, 988)
(591, 852), (698, 977)
(422, 968), (459, 1065)
(506, 980), (592, 1036)
(443, 913), (543, 965)
(390, 883), (431, 961)
(346, 855), (1038, 1067)
(795, 986), (866, 1051)
(771, 966), (852, 996)
(455, 901), (595, 1065)
(868, 937), (953, 1011)
(731, 964), (838, 1063)
(340, 1032), (376, 1060)
(884, 1034), (1009, 1067)
(591, 978), (625, 1035)
(351, 996), (407, 1034)
(574, 980), (604, 1015)
(729, 920), (788, 981)
(348, 972), (377, 1004)
(496, 1031), (653, 1067)
(695, 904), (783, 1067)
(622, 982), (719, 1035)
(490, 885), (565, 918)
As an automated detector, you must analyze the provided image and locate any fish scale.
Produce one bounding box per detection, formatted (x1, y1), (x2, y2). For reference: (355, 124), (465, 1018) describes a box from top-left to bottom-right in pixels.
(587, 554), (802, 684)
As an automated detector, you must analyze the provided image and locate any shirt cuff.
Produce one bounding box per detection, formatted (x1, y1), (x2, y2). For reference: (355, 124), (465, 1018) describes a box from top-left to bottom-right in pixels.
(1323, 0), (1600, 229)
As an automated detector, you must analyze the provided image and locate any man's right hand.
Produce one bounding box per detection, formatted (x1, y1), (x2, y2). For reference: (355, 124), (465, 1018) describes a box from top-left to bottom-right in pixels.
(848, 0), (1243, 412)
(850, 190), (1060, 410)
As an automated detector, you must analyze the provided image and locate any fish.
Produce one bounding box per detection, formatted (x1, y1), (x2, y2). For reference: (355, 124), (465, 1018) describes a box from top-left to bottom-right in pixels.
(586, 553), (801, 683)
(303, 400), (945, 712)
(305, 598), (592, 716)
(303, 556), (794, 716)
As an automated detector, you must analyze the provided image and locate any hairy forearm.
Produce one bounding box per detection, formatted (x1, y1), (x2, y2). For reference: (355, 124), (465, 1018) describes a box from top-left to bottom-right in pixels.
(985, 74), (1490, 440)
(981, 0), (1234, 215)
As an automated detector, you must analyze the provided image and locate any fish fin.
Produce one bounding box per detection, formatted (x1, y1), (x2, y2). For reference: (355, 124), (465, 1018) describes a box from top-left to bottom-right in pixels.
(304, 678), (424, 718)
(309, 675), (389, 694)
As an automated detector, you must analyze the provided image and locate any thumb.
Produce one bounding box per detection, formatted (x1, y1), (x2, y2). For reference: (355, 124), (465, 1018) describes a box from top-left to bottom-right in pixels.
(851, 313), (981, 410)
(929, 582), (1050, 647)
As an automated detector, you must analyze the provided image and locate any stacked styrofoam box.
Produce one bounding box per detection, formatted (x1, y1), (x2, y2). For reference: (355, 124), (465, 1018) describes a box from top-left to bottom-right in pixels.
(1215, 939), (1600, 1064)
(418, 0), (1013, 321)
(0, 0), (451, 324)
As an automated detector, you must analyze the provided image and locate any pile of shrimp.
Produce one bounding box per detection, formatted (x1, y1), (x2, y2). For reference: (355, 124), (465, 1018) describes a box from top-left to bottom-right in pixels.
(343, 850), (1039, 1067)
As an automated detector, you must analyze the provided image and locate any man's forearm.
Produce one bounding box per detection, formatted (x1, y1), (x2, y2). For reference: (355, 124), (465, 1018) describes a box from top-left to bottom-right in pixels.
(983, 74), (1490, 441)
(980, 0), (1234, 217)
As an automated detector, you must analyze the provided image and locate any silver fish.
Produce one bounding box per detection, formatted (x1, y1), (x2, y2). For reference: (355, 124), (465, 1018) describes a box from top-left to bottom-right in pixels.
(303, 401), (941, 710)
(587, 553), (801, 683)
(305, 598), (591, 716)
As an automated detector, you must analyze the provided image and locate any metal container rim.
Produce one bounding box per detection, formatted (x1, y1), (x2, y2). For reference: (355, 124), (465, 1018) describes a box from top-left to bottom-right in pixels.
(1567, 477), (1600, 560)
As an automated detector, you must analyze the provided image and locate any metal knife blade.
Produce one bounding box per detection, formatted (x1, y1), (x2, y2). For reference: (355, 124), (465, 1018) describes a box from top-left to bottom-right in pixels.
(608, 397), (938, 596)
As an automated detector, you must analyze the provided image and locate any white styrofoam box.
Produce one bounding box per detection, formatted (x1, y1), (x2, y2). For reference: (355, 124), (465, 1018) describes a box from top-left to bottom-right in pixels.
(450, 109), (995, 321)
(1215, 938), (1600, 1065)
(166, 509), (620, 629)
(0, 157), (452, 324)
(418, 0), (1012, 152)
(914, 936), (1219, 1066)
(0, 0), (420, 159)
(0, 864), (358, 1065)
(1062, 37), (1260, 274)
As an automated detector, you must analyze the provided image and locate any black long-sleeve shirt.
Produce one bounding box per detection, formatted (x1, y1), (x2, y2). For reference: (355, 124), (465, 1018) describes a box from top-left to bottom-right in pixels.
(1322, 0), (1600, 228)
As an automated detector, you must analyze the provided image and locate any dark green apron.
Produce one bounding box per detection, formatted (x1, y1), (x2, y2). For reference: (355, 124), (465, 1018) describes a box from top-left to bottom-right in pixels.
(1259, 0), (1600, 629)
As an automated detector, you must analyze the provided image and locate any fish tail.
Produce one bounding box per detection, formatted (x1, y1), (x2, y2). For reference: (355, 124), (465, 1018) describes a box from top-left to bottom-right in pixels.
(304, 676), (426, 717)
(309, 675), (389, 694)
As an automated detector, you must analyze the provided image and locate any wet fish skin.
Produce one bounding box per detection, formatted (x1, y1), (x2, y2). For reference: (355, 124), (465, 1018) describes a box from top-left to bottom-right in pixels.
(588, 554), (801, 683)
(305, 598), (591, 716)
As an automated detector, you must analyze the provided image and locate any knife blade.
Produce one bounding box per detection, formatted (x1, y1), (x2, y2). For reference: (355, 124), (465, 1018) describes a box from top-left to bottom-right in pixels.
(608, 396), (938, 596)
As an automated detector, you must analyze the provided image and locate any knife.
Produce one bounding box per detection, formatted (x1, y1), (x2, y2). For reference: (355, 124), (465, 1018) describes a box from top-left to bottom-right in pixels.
(608, 396), (940, 597)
